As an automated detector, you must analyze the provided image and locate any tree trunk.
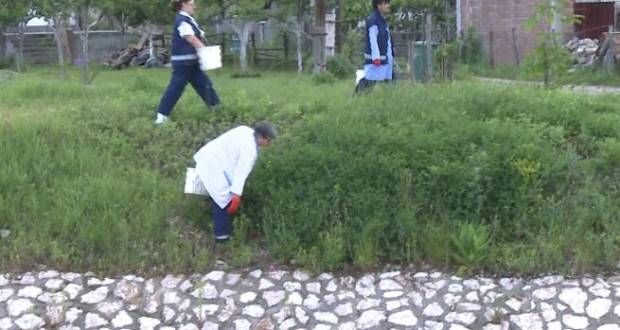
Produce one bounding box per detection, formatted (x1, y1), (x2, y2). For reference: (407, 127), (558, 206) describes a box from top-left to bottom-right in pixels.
(233, 21), (254, 73)
(81, 5), (90, 85)
(335, 0), (342, 53)
(312, 0), (327, 73)
(51, 16), (69, 77)
(16, 22), (25, 72)
(295, 17), (304, 74)
(424, 13), (433, 81)
(120, 12), (127, 48)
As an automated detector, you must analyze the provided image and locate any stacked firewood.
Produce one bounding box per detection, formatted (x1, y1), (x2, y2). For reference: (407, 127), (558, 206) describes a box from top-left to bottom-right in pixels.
(103, 34), (170, 69)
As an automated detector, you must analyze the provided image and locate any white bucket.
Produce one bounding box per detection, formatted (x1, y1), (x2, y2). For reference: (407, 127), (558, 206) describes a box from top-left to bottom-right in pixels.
(355, 69), (365, 84)
(203, 45), (222, 70)
(184, 167), (209, 196)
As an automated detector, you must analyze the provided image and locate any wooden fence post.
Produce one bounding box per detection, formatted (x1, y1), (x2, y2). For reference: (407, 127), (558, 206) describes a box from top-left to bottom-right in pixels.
(408, 39), (416, 84)
(488, 29), (494, 68)
(512, 27), (520, 66)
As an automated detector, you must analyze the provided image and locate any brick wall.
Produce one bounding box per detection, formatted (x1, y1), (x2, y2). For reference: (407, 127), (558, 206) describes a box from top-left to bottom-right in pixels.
(461, 0), (573, 66)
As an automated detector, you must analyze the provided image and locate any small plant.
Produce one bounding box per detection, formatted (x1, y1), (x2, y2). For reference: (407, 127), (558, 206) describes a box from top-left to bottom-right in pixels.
(523, 0), (581, 87)
(311, 72), (336, 85)
(449, 222), (491, 275)
(326, 55), (356, 79)
(354, 238), (378, 269)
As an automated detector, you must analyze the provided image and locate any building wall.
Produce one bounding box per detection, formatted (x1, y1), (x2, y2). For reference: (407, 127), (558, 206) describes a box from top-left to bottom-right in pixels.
(460, 0), (574, 66)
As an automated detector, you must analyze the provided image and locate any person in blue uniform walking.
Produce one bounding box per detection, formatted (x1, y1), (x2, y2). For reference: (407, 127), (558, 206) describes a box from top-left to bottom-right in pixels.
(156, 0), (220, 124)
(355, 0), (394, 93)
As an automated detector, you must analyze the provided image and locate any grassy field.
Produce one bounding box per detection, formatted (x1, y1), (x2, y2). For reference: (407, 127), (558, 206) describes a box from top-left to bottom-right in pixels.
(473, 64), (620, 87)
(1, 66), (620, 276)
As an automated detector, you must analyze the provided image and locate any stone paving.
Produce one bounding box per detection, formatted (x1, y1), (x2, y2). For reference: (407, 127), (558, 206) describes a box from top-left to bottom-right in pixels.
(2, 269), (620, 329)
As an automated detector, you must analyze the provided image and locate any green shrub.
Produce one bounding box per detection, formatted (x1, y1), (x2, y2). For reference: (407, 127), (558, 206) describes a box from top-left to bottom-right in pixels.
(311, 72), (336, 85)
(449, 223), (491, 275)
(327, 54), (356, 79)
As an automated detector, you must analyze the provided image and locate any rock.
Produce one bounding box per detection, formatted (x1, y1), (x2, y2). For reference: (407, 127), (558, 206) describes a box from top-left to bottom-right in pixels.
(586, 298), (611, 319)
(315, 311), (339, 324)
(559, 287), (587, 313)
(111, 311), (133, 328)
(562, 314), (588, 329)
(262, 290), (285, 307)
(423, 302), (444, 317)
(7, 299), (34, 317)
(138, 316), (160, 330)
(81, 287), (109, 304)
(510, 313), (543, 330)
(356, 310), (386, 329)
(84, 313), (108, 328)
(14, 314), (44, 329)
(242, 305), (265, 318)
(388, 310), (418, 326)
(355, 275), (376, 297)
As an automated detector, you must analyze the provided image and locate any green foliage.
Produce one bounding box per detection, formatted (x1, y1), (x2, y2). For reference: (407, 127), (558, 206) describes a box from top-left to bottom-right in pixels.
(522, 0), (580, 87)
(326, 55), (356, 79)
(341, 30), (364, 66)
(461, 25), (483, 66)
(2, 67), (620, 276)
(311, 72), (336, 84)
(449, 223), (491, 275)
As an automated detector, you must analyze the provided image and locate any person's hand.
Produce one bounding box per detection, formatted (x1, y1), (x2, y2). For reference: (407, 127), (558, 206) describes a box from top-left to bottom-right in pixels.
(372, 59), (381, 67)
(227, 194), (241, 215)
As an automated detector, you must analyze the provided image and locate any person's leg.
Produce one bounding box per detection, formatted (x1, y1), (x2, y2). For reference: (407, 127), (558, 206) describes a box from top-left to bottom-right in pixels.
(190, 65), (221, 108)
(355, 78), (376, 93)
(212, 199), (231, 242)
(157, 65), (191, 118)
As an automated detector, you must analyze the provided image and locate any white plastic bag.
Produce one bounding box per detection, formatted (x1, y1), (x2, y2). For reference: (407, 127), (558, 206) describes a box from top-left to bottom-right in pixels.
(355, 69), (365, 84)
(184, 167), (209, 196)
(198, 45), (222, 71)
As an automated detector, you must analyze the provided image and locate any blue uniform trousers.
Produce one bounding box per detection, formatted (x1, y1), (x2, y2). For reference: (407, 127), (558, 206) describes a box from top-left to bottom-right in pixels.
(157, 62), (220, 116)
(212, 199), (232, 242)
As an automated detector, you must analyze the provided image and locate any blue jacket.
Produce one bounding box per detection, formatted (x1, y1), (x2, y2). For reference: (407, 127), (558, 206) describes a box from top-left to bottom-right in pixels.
(170, 13), (202, 65)
(364, 10), (393, 65)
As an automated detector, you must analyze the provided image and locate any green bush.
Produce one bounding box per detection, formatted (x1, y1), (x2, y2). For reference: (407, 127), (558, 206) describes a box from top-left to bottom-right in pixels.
(248, 82), (620, 273)
(327, 54), (356, 79)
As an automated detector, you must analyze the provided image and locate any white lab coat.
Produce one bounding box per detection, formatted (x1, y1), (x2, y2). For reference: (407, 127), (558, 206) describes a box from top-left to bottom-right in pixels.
(193, 126), (258, 209)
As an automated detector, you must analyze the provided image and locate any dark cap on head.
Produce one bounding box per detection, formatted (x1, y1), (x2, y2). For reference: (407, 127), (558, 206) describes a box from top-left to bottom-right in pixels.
(254, 121), (277, 140)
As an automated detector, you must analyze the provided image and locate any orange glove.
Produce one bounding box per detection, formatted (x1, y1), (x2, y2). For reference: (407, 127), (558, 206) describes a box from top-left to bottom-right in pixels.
(373, 59), (381, 67)
(227, 195), (241, 215)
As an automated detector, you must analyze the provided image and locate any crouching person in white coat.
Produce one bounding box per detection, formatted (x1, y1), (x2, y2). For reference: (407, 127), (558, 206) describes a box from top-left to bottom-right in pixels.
(193, 122), (276, 243)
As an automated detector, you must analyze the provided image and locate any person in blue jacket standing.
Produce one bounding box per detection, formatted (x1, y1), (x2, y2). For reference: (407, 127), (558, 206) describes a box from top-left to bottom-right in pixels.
(155, 0), (220, 124)
(355, 0), (394, 93)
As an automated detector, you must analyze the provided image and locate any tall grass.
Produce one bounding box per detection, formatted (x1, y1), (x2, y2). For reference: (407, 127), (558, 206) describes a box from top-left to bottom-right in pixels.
(1, 66), (620, 275)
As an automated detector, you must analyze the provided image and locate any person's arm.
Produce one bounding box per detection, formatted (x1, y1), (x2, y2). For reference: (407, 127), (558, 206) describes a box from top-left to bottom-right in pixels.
(184, 34), (205, 49)
(368, 25), (381, 66)
(178, 21), (205, 49)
